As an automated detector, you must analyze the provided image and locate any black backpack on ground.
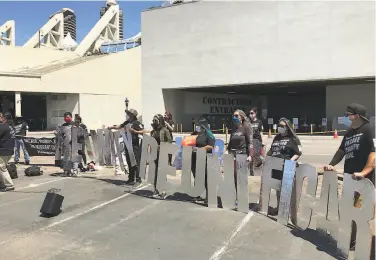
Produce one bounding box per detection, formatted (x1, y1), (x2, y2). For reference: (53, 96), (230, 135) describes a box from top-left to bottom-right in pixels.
(6, 162), (18, 179)
(25, 166), (43, 177)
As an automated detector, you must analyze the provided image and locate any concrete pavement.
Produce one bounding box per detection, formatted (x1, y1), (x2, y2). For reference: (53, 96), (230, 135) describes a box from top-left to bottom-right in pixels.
(0, 159), (357, 260)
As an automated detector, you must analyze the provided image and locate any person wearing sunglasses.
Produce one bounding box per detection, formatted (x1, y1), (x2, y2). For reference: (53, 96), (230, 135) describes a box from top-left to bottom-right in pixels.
(266, 118), (302, 215)
(323, 103), (375, 250)
(248, 107), (264, 174)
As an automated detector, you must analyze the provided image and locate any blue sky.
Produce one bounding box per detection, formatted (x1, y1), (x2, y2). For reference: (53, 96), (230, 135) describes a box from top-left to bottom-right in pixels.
(0, 1), (162, 46)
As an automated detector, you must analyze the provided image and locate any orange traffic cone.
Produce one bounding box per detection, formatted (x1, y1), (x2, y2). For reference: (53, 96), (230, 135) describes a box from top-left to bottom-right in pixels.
(333, 129), (339, 139)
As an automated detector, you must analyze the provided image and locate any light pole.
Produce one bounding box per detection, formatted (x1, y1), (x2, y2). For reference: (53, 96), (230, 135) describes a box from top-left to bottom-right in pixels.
(125, 97), (129, 120)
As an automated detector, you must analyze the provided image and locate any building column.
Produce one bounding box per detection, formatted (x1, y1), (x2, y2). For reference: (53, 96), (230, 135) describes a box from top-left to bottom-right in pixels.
(15, 92), (21, 117)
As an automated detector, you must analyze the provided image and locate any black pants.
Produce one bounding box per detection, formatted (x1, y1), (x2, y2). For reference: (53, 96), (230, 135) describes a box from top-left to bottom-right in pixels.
(191, 151), (208, 197)
(125, 145), (141, 182)
(154, 151), (160, 190)
(78, 144), (87, 165)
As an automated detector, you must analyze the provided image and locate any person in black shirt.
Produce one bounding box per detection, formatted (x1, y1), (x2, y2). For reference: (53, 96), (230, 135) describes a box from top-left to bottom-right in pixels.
(0, 112), (15, 192)
(151, 114), (172, 199)
(267, 118), (302, 215)
(13, 117), (30, 165)
(228, 109), (253, 159)
(191, 117), (215, 203)
(74, 114), (88, 166)
(324, 103), (375, 250)
(164, 112), (175, 165)
(110, 109), (144, 187)
(248, 107), (264, 174)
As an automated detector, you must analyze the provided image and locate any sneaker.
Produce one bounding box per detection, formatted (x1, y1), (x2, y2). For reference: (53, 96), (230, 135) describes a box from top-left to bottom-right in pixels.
(0, 186), (15, 192)
(14, 161), (19, 165)
(125, 179), (135, 185)
(159, 192), (167, 200)
(152, 190), (160, 198)
(133, 181), (142, 188)
(25, 161), (30, 165)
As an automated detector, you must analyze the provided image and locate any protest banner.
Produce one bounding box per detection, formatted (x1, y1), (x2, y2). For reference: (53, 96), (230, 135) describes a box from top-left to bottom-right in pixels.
(23, 137), (56, 156)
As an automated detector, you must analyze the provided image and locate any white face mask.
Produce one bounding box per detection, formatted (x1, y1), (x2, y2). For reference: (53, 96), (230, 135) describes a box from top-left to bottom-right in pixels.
(278, 127), (287, 135)
(195, 126), (201, 132)
(249, 113), (256, 119)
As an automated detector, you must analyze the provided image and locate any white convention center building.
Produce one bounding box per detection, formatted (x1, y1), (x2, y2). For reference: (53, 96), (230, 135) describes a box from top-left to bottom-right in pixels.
(141, 0), (375, 132)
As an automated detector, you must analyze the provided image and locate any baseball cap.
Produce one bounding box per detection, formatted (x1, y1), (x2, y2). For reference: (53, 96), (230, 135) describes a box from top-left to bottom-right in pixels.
(346, 103), (369, 122)
(125, 109), (138, 117)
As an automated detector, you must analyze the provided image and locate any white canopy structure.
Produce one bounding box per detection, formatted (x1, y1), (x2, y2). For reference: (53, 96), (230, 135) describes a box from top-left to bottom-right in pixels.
(0, 20), (15, 46)
(62, 32), (78, 51)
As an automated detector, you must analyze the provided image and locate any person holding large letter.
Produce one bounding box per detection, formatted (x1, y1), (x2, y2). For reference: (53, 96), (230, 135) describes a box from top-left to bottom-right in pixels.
(150, 114), (172, 199)
(192, 117), (215, 203)
(109, 109), (144, 187)
(227, 110), (253, 193)
(324, 103), (375, 250)
(267, 118), (302, 215)
(248, 107), (264, 174)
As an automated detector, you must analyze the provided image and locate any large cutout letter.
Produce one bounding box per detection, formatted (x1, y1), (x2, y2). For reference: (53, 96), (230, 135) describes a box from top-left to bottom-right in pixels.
(290, 164), (318, 230)
(71, 126), (82, 163)
(121, 129), (136, 167)
(277, 160), (296, 225)
(236, 154), (250, 213)
(337, 174), (375, 260)
(316, 171), (340, 242)
(181, 147), (206, 197)
(113, 130), (126, 172)
(156, 142), (178, 191)
(103, 128), (113, 166)
(259, 156), (284, 215)
(139, 135), (158, 183)
(206, 154), (236, 209)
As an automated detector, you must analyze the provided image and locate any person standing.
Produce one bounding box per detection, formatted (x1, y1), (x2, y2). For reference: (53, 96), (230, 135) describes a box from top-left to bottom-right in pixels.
(150, 114), (172, 199)
(55, 112), (74, 176)
(110, 109), (144, 187)
(267, 118), (302, 215)
(227, 109), (253, 206)
(0, 112), (16, 192)
(324, 103), (375, 250)
(164, 112), (175, 165)
(13, 117), (30, 165)
(191, 117), (215, 203)
(74, 114), (88, 166)
(248, 107), (264, 174)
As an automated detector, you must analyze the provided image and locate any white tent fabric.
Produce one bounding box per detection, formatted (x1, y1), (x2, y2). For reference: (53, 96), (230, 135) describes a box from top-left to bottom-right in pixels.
(62, 32), (78, 50)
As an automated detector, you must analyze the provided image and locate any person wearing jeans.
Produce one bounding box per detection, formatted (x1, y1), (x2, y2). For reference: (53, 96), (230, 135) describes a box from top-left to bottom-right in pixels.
(13, 117), (30, 164)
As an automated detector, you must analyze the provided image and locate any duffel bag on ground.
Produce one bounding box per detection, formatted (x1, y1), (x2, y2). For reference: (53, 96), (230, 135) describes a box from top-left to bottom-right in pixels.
(25, 166), (43, 177)
(6, 162), (18, 179)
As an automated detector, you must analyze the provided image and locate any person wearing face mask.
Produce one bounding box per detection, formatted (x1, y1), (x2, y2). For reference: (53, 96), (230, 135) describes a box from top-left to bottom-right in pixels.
(267, 118), (302, 215)
(150, 114), (172, 199)
(227, 109), (253, 160)
(109, 109), (144, 187)
(191, 117), (215, 203)
(227, 110), (253, 206)
(323, 103), (375, 250)
(248, 107), (264, 174)
(54, 112), (75, 176)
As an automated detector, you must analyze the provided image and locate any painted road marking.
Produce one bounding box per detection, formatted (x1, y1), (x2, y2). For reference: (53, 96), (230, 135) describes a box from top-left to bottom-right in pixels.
(0, 183), (151, 246)
(39, 200), (161, 260)
(209, 211), (255, 260)
(0, 178), (67, 196)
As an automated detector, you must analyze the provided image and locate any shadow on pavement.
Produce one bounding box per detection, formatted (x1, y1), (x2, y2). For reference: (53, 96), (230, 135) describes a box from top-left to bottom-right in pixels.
(290, 228), (344, 259)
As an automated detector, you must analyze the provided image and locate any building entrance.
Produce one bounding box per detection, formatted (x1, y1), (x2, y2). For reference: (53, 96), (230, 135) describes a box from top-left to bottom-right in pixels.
(21, 94), (47, 131)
